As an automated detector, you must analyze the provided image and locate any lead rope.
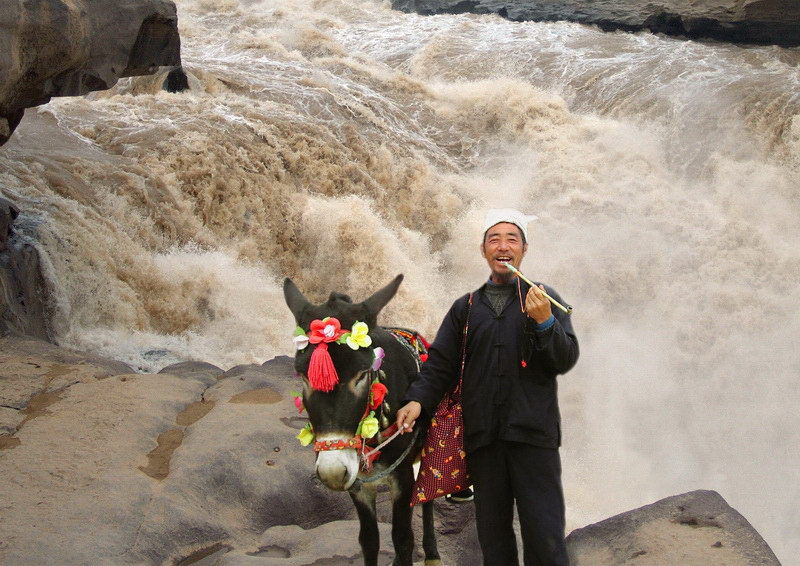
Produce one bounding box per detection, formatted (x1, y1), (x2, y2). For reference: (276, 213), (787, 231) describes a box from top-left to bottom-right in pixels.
(351, 428), (419, 489)
(361, 426), (404, 462)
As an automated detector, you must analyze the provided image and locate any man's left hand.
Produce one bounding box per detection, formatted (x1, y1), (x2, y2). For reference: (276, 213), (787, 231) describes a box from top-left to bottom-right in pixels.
(525, 285), (552, 324)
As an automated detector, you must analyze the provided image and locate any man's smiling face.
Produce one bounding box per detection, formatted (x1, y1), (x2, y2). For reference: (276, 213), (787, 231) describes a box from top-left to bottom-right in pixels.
(480, 222), (528, 283)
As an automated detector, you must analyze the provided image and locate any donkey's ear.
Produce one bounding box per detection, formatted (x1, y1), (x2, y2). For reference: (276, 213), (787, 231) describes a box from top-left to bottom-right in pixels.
(284, 278), (310, 324)
(362, 274), (403, 325)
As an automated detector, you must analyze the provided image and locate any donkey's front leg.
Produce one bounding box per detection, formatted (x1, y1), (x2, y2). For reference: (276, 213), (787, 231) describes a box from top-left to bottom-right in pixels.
(389, 464), (415, 566)
(350, 482), (380, 566)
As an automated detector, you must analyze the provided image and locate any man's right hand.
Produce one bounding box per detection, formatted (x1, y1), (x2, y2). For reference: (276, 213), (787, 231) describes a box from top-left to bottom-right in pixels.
(396, 401), (422, 434)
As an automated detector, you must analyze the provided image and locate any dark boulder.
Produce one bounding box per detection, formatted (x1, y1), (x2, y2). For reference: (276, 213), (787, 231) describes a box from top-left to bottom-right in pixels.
(0, 0), (181, 145)
(0, 199), (49, 340)
(163, 66), (190, 93)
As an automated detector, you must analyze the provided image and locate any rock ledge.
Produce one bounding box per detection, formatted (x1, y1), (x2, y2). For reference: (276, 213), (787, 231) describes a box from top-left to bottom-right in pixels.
(391, 0), (800, 47)
(566, 490), (781, 565)
(0, 0), (181, 145)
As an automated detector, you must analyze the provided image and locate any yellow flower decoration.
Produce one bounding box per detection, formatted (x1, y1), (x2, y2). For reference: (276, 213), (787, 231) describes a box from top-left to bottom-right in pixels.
(346, 321), (372, 350)
(358, 412), (380, 439)
(296, 423), (314, 446)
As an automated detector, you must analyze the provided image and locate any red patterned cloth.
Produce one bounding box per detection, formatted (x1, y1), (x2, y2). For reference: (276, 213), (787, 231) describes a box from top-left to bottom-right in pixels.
(411, 390), (469, 505)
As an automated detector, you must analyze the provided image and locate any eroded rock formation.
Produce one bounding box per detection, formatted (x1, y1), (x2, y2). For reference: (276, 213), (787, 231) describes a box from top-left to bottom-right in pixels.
(566, 490), (781, 565)
(392, 0), (800, 47)
(0, 198), (49, 340)
(0, 0), (181, 145)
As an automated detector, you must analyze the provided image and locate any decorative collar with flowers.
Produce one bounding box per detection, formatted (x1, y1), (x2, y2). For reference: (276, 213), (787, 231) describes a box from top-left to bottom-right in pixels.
(291, 317), (389, 461)
(290, 321), (432, 476)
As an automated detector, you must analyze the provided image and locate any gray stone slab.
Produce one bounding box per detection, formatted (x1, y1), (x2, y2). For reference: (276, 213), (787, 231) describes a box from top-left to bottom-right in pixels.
(566, 490), (781, 565)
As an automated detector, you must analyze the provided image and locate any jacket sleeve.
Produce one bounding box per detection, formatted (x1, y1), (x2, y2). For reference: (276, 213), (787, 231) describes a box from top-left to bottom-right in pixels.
(525, 286), (579, 375)
(403, 295), (468, 417)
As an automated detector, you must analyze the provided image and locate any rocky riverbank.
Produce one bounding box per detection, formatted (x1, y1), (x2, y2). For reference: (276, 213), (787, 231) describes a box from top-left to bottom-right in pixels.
(0, 333), (781, 565)
(391, 0), (800, 47)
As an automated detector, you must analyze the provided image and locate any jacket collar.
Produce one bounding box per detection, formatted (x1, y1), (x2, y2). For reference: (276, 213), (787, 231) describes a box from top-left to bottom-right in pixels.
(477, 277), (532, 315)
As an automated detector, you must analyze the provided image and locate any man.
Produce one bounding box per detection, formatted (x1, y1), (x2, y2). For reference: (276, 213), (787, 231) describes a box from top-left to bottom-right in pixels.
(396, 208), (579, 566)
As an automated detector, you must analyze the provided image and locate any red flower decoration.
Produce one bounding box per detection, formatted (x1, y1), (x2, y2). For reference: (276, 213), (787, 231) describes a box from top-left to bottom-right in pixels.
(309, 317), (347, 344)
(369, 381), (388, 410)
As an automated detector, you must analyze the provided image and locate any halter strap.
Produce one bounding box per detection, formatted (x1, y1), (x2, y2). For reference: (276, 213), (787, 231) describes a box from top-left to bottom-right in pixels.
(314, 437), (363, 452)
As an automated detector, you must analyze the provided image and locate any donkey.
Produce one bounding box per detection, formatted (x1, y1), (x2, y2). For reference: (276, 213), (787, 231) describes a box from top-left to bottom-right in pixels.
(284, 274), (441, 566)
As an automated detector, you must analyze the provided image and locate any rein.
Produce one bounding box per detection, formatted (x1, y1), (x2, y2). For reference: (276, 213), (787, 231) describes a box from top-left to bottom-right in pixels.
(351, 427), (419, 489)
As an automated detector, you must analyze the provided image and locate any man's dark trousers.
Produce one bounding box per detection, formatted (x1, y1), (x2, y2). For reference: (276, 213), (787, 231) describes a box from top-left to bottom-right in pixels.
(468, 440), (569, 566)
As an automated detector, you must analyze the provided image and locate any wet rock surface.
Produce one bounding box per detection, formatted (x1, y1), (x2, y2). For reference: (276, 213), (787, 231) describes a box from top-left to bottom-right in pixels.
(0, 336), (780, 565)
(158, 360), (225, 382)
(391, 0), (800, 46)
(0, 0), (181, 145)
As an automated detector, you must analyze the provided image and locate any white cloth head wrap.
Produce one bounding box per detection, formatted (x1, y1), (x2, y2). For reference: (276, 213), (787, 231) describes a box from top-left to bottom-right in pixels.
(483, 208), (538, 242)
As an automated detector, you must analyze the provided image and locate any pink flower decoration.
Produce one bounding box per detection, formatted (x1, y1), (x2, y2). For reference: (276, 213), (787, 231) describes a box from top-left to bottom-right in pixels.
(371, 347), (385, 371)
(293, 395), (304, 414)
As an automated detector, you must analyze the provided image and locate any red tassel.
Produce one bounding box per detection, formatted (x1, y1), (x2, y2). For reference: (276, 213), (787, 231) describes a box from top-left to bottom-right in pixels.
(308, 342), (339, 392)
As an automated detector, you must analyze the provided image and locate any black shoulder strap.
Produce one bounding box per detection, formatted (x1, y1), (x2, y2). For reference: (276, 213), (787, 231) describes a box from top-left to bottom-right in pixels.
(453, 293), (473, 399)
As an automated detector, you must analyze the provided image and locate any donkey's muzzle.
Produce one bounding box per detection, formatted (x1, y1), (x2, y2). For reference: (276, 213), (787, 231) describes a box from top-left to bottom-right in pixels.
(315, 449), (360, 491)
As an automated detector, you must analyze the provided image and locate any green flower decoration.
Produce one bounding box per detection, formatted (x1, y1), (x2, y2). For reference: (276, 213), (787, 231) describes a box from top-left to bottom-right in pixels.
(358, 411), (380, 439)
(346, 321), (372, 350)
(296, 422), (314, 446)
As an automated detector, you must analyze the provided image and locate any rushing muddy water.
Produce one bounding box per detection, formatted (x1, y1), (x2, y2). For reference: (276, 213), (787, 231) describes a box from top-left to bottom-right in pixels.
(1, 0), (799, 561)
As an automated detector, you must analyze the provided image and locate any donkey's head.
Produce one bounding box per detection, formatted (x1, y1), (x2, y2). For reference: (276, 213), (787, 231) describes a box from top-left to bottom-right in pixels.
(284, 275), (403, 490)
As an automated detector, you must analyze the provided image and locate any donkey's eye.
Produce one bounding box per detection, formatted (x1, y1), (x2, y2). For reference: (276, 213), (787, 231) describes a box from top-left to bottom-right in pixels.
(353, 371), (370, 388)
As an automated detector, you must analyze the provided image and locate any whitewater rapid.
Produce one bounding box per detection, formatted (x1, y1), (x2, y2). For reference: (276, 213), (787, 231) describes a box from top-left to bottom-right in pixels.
(1, 0), (798, 562)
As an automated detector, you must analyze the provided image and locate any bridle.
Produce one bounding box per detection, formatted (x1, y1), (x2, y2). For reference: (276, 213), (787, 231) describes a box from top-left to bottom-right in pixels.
(313, 423), (418, 486)
(299, 325), (429, 489)
(311, 367), (419, 488)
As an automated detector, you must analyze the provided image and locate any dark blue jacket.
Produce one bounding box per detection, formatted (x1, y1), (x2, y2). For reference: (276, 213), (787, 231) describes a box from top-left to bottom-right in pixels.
(406, 279), (579, 452)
